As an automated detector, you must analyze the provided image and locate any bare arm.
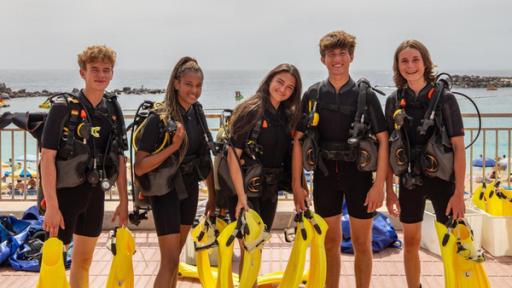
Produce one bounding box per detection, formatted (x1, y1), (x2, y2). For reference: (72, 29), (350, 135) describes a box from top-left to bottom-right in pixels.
(385, 165), (400, 217)
(291, 131), (308, 211)
(374, 131), (389, 187)
(385, 167), (395, 197)
(204, 169), (216, 215)
(446, 136), (466, 218)
(40, 148), (58, 208)
(227, 146), (248, 217)
(40, 148), (65, 237)
(112, 155), (129, 226)
(452, 136), (466, 196)
(365, 130), (389, 212)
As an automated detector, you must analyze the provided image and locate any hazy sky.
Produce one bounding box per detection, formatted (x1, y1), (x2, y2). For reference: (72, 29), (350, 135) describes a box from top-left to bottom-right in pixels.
(1, 0), (511, 71)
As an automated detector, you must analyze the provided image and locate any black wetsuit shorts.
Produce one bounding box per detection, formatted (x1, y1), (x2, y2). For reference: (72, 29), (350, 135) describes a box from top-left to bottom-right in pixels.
(398, 176), (454, 224)
(313, 160), (374, 219)
(149, 174), (199, 236)
(57, 183), (105, 245)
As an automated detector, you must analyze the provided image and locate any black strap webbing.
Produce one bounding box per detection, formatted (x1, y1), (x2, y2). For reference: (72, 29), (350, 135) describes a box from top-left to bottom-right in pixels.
(193, 103), (215, 150)
(62, 95), (84, 158)
(106, 94), (128, 152)
(355, 79), (369, 123)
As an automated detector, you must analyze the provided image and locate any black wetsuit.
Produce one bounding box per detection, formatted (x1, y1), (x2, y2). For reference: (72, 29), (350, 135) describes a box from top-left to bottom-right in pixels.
(228, 105), (292, 230)
(41, 91), (126, 244)
(297, 78), (387, 219)
(385, 83), (464, 224)
(138, 104), (210, 236)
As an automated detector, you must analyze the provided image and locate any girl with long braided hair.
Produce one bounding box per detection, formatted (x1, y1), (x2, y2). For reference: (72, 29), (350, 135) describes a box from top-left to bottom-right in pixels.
(135, 57), (216, 288)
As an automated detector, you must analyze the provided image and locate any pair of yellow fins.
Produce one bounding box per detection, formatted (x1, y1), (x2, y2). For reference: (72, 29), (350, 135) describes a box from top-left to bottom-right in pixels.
(472, 180), (512, 216)
(182, 210), (268, 288)
(435, 219), (490, 288)
(181, 209), (327, 288)
(36, 227), (136, 288)
(259, 209), (328, 288)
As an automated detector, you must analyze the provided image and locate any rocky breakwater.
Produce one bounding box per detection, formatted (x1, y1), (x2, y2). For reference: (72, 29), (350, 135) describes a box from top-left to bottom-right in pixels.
(452, 75), (512, 88)
(0, 82), (164, 99)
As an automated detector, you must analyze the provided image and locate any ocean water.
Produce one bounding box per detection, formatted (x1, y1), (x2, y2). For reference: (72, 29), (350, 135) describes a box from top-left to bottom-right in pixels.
(0, 69), (511, 167)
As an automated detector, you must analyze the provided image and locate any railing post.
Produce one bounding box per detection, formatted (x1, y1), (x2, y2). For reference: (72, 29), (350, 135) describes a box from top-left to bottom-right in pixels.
(23, 131), (27, 200)
(470, 129), (474, 194)
(10, 131), (15, 199)
(509, 130), (511, 188)
(483, 130), (486, 182)
(0, 130), (2, 201)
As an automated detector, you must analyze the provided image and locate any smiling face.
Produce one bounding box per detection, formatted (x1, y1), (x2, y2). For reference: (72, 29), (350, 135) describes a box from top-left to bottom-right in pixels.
(174, 71), (203, 108)
(398, 47), (426, 86)
(268, 72), (296, 108)
(80, 61), (113, 92)
(321, 48), (353, 78)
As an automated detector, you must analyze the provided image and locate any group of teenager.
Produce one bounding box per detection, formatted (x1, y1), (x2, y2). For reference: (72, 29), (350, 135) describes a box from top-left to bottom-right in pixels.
(40, 29), (466, 288)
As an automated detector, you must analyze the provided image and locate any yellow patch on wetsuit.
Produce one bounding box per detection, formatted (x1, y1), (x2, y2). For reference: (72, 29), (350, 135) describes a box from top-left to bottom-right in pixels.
(91, 127), (101, 138)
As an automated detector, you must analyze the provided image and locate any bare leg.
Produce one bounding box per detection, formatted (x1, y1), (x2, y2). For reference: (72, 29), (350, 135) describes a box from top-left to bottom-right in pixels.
(349, 217), (373, 288)
(153, 233), (181, 288)
(170, 225), (192, 288)
(323, 214), (342, 288)
(402, 222), (422, 288)
(69, 234), (99, 288)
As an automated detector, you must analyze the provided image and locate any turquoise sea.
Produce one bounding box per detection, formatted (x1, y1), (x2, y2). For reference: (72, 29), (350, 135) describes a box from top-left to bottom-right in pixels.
(0, 69), (511, 169)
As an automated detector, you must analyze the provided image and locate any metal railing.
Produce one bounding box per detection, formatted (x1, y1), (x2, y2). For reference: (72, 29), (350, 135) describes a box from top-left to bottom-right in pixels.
(0, 112), (510, 201)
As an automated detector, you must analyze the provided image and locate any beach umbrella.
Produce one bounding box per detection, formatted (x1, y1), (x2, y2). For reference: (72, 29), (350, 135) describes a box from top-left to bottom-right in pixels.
(13, 167), (37, 178)
(472, 157), (496, 168)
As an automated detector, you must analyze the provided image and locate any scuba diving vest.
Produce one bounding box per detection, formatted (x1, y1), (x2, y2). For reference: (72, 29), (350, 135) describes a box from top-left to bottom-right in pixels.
(301, 78), (381, 175)
(12, 92), (126, 190)
(217, 112), (289, 200)
(132, 101), (214, 198)
(389, 78), (454, 187)
(9, 92), (126, 214)
(213, 109), (234, 208)
(57, 93), (126, 191)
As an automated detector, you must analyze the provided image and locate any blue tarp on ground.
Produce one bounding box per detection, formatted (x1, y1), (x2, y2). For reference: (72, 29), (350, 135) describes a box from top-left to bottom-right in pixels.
(0, 205), (72, 271)
(341, 203), (402, 254)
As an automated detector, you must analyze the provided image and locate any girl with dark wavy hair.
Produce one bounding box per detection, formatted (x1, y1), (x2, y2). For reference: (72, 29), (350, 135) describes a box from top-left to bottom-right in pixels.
(227, 63), (302, 229)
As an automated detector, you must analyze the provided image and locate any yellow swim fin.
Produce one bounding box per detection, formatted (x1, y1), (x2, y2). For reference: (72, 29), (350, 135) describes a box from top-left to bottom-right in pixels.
(486, 181), (504, 216)
(501, 188), (512, 216)
(257, 271), (286, 286)
(178, 216), (233, 284)
(304, 210), (328, 288)
(217, 220), (240, 288)
(178, 262), (239, 283)
(191, 216), (219, 288)
(36, 237), (70, 288)
(239, 209), (270, 288)
(178, 262), (202, 279)
(106, 227), (135, 288)
(472, 182), (486, 211)
(435, 220), (491, 288)
(278, 212), (313, 288)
